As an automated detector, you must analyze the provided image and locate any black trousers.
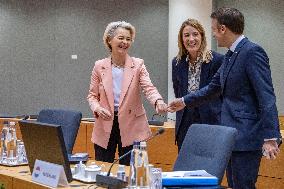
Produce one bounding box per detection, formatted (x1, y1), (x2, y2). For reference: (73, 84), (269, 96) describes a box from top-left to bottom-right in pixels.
(226, 150), (262, 189)
(94, 116), (133, 165)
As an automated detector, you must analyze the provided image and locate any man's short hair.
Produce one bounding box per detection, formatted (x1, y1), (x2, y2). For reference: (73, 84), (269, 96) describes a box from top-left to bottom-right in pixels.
(211, 7), (244, 34)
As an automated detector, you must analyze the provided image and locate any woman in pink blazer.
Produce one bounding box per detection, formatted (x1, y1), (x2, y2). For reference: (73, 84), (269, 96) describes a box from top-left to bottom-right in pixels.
(87, 21), (167, 165)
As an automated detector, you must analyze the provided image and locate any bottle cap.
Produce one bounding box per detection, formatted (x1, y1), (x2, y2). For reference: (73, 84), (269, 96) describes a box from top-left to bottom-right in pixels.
(133, 141), (140, 146)
(140, 141), (147, 147)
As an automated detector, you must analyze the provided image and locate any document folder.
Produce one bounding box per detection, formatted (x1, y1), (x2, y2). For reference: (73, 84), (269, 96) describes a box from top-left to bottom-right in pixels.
(162, 170), (218, 186)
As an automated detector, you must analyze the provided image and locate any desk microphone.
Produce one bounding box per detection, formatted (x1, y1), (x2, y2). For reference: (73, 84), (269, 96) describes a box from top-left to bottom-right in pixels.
(96, 127), (165, 189)
(143, 127), (165, 142)
(22, 115), (29, 120)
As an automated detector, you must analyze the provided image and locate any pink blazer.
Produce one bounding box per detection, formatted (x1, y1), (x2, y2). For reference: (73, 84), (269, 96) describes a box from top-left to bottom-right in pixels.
(87, 55), (163, 148)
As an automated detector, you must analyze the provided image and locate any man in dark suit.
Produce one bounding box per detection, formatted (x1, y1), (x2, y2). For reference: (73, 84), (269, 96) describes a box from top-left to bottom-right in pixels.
(168, 7), (281, 189)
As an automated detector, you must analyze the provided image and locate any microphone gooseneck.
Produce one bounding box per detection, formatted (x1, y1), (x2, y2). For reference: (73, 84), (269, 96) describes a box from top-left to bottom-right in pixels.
(106, 150), (132, 176)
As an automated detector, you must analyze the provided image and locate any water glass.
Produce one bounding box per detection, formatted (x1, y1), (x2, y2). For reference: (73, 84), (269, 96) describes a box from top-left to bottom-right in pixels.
(151, 168), (162, 189)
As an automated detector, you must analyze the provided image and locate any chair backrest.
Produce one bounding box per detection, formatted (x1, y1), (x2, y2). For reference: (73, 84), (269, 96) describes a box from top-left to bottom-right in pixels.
(37, 109), (82, 154)
(173, 124), (237, 184)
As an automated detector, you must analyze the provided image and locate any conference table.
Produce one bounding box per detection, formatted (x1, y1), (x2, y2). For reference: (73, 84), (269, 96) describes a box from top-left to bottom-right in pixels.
(0, 162), (228, 189)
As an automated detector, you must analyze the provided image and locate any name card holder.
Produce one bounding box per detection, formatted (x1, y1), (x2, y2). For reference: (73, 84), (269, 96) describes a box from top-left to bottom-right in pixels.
(32, 159), (68, 188)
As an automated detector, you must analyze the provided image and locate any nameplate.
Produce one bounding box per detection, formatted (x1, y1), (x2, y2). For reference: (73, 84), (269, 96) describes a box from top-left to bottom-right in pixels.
(32, 159), (68, 188)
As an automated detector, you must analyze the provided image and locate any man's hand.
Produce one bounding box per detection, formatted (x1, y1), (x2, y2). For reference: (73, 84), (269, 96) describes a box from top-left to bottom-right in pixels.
(167, 98), (186, 113)
(94, 106), (112, 120)
(262, 140), (280, 160)
(155, 99), (168, 114)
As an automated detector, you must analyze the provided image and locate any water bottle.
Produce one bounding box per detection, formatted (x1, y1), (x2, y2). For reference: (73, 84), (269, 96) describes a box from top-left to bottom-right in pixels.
(137, 141), (150, 188)
(7, 122), (17, 164)
(128, 141), (140, 188)
(0, 121), (9, 162)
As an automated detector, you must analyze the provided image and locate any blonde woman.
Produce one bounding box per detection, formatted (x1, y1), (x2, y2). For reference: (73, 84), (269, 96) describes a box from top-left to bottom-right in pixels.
(172, 19), (224, 151)
(87, 21), (167, 165)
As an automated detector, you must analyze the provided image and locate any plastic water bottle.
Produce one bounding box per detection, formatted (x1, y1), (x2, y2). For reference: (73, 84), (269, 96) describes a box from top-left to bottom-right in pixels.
(137, 141), (150, 188)
(128, 141), (140, 188)
(0, 121), (9, 162)
(7, 122), (17, 164)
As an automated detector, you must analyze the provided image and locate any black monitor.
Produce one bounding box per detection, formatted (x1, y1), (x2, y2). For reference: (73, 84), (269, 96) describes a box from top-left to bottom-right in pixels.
(18, 120), (72, 182)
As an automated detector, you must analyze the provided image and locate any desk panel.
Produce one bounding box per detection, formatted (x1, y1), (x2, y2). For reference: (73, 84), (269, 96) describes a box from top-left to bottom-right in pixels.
(86, 122), (95, 158)
(279, 116), (284, 130)
(0, 173), (13, 189)
(72, 122), (87, 153)
(256, 175), (284, 189)
(148, 123), (177, 171)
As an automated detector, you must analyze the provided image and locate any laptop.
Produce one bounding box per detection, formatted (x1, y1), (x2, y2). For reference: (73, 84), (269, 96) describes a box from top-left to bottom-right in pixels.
(19, 120), (73, 182)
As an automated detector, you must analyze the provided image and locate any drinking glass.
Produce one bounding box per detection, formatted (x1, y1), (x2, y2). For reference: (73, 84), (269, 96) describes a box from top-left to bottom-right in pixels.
(151, 168), (162, 189)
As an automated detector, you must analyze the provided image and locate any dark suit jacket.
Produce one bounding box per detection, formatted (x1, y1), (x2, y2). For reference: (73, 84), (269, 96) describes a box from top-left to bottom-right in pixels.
(172, 51), (224, 137)
(183, 38), (281, 151)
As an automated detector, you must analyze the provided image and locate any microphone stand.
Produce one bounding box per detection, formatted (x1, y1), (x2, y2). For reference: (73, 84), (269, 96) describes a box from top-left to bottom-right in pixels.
(96, 151), (130, 189)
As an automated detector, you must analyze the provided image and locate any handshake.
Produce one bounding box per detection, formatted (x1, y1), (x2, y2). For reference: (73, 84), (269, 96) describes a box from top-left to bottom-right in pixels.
(95, 98), (187, 120)
(155, 98), (186, 114)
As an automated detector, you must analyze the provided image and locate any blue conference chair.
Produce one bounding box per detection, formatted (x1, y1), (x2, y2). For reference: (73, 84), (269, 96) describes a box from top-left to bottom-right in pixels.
(173, 124), (237, 184)
(37, 109), (82, 154)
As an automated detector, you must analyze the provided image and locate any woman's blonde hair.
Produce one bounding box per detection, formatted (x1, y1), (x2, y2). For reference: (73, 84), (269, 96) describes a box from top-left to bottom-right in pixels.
(176, 18), (212, 63)
(103, 21), (136, 52)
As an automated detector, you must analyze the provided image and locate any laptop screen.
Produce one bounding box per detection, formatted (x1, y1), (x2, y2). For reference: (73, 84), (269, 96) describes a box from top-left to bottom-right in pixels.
(18, 120), (72, 182)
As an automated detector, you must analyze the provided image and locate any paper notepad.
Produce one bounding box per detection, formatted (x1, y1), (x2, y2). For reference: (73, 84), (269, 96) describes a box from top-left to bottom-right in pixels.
(162, 170), (218, 186)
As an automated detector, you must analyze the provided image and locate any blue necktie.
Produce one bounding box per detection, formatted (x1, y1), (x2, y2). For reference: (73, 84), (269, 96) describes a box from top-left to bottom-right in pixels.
(224, 50), (234, 69)
(224, 49), (234, 75)
(225, 50), (234, 59)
